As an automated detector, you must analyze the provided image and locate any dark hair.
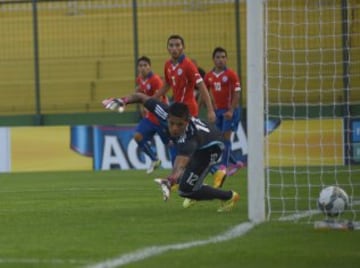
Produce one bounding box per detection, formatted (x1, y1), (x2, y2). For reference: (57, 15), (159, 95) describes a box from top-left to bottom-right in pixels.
(167, 34), (185, 46)
(137, 56), (151, 66)
(212, 46), (227, 58)
(168, 102), (190, 120)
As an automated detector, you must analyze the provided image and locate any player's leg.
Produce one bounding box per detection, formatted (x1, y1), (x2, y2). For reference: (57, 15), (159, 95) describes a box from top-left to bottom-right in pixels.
(220, 114), (233, 168)
(134, 119), (161, 173)
(156, 126), (177, 165)
(177, 145), (239, 211)
(225, 108), (246, 176)
(216, 107), (247, 183)
(208, 110), (227, 187)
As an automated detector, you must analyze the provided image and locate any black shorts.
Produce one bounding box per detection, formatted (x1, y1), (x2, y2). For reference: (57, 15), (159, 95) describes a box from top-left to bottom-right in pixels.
(178, 143), (224, 195)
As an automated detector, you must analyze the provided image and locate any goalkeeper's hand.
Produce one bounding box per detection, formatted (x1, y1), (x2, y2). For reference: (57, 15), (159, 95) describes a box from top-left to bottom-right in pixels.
(102, 97), (126, 112)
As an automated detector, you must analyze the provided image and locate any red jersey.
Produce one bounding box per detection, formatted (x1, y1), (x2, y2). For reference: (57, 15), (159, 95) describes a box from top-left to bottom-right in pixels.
(164, 55), (201, 117)
(204, 68), (241, 110)
(136, 72), (167, 124)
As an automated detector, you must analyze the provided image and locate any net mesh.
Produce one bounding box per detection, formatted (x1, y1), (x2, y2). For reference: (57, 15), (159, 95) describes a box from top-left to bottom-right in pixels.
(264, 0), (360, 222)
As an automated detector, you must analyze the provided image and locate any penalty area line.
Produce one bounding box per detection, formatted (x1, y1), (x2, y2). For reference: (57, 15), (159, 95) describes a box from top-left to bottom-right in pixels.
(85, 222), (255, 268)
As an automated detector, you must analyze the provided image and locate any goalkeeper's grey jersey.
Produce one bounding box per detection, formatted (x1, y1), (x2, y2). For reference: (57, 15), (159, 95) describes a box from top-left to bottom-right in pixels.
(144, 98), (224, 157)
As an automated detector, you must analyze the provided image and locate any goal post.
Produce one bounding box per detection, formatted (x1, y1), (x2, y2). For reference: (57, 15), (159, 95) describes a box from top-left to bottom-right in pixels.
(246, 0), (266, 223)
(247, 0), (360, 223)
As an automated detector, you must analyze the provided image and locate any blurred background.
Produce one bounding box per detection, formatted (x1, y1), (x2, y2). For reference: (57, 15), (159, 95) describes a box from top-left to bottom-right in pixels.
(0, 0), (359, 172)
(0, 0), (245, 124)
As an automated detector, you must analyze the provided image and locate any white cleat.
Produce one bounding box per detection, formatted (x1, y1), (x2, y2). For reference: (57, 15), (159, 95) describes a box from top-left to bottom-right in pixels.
(154, 178), (171, 201)
(147, 159), (162, 174)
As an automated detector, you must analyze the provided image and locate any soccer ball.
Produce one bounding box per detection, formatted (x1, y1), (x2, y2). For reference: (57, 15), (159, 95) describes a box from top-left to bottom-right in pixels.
(317, 186), (349, 217)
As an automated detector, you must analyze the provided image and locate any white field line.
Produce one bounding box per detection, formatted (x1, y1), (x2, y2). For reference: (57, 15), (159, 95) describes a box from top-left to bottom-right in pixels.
(278, 209), (321, 221)
(85, 222), (255, 268)
(278, 200), (360, 222)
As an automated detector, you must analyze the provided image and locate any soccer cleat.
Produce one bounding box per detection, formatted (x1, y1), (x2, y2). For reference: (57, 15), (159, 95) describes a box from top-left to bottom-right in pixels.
(147, 159), (162, 174)
(182, 198), (197, 208)
(154, 178), (171, 201)
(213, 166), (227, 188)
(217, 191), (240, 212)
(171, 183), (179, 192)
(227, 161), (246, 176)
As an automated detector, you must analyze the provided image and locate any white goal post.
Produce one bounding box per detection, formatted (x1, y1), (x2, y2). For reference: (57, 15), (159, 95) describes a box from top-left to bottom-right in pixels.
(246, 0), (265, 223)
(247, 0), (360, 224)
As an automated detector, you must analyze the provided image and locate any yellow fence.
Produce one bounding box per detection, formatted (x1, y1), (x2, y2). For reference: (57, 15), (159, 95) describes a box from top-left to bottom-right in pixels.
(0, 1), (359, 116)
(0, 1), (244, 114)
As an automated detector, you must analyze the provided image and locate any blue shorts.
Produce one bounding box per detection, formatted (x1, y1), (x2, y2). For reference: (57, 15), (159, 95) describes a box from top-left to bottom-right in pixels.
(135, 118), (169, 144)
(215, 107), (241, 132)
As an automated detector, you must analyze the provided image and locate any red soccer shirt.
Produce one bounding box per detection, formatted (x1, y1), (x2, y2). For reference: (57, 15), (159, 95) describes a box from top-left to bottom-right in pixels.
(136, 72), (167, 124)
(164, 55), (201, 117)
(204, 68), (241, 110)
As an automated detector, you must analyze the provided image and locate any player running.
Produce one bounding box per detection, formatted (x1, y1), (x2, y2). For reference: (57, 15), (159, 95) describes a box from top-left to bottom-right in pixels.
(133, 56), (169, 174)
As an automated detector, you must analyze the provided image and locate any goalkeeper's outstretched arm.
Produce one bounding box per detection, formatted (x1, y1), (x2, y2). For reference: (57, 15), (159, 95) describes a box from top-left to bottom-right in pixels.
(102, 92), (150, 112)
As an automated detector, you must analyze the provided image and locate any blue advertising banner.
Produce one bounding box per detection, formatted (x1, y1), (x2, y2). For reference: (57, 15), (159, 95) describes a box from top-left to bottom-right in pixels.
(351, 120), (360, 163)
(70, 123), (249, 171)
(71, 125), (172, 170)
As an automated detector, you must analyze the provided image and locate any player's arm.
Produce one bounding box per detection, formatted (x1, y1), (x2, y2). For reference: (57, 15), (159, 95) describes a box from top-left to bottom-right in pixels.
(166, 155), (190, 185)
(197, 80), (216, 123)
(225, 73), (241, 119)
(198, 74), (211, 108)
(102, 92), (150, 112)
(231, 72), (241, 111)
(135, 85), (146, 117)
(152, 80), (170, 99)
(224, 90), (240, 120)
(154, 153), (190, 201)
(231, 90), (240, 110)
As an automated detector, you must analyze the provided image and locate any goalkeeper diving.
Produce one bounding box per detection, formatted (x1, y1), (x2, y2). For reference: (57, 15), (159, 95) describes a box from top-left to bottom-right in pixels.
(102, 93), (239, 212)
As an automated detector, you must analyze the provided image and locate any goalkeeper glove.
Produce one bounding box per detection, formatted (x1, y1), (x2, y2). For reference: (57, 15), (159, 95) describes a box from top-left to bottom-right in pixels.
(102, 97), (126, 112)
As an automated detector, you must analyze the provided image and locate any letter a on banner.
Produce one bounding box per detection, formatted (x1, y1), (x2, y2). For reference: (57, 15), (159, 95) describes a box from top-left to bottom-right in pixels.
(101, 136), (130, 170)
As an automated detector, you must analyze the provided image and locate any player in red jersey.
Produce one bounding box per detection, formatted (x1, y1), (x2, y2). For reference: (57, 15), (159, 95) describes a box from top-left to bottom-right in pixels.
(205, 47), (244, 187)
(152, 34), (215, 123)
(134, 56), (169, 174)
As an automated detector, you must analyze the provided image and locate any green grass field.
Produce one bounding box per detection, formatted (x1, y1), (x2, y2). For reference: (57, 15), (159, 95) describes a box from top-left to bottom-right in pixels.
(0, 169), (359, 268)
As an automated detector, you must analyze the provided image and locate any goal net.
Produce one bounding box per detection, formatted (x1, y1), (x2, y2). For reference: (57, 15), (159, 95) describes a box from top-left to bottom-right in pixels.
(248, 0), (360, 223)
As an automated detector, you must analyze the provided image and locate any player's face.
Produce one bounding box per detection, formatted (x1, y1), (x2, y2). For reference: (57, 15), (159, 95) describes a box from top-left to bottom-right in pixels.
(137, 61), (151, 77)
(213, 52), (227, 70)
(167, 115), (188, 138)
(167, 38), (184, 60)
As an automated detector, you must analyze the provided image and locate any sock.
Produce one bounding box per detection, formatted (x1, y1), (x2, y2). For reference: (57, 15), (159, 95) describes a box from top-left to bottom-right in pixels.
(229, 153), (237, 164)
(221, 140), (231, 167)
(137, 140), (157, 161)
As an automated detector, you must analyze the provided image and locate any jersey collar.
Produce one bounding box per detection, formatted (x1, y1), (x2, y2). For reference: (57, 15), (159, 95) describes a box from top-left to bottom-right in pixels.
(146, 71), (153, 79)
(172, 54), (186, 66)
(212, 66), (227, 72)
